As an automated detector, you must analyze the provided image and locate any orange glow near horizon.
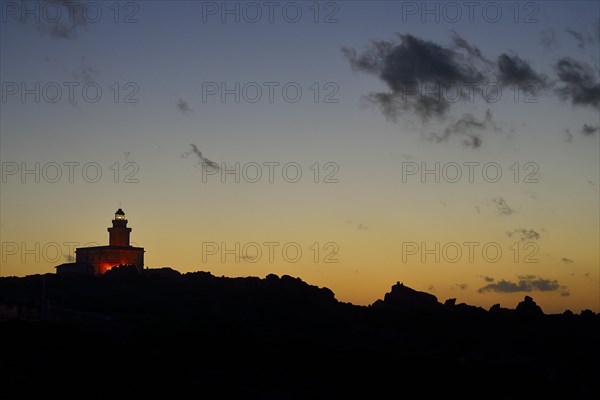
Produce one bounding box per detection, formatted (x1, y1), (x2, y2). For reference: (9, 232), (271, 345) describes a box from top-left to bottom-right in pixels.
(97, 263), (117, 275)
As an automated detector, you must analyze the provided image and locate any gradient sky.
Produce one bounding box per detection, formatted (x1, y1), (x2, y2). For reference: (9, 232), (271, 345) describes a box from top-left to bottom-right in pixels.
(1, 0), (599, 313)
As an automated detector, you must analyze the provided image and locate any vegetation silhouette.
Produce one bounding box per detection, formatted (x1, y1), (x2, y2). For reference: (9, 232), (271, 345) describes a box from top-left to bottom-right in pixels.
(0, 266), (597, 399)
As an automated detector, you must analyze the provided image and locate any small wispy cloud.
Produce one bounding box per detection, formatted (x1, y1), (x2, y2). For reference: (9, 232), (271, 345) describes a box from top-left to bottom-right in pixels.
(182, 144), (219, 170)
(565, 27), (596, 50)
(507, 228), (540, 241)
(580, 124), (599, 136)
(426, 110), (497, 149)
(177, 99), (193, 114)
(492, 197), (516, 216)
(478, 275), (568, 296)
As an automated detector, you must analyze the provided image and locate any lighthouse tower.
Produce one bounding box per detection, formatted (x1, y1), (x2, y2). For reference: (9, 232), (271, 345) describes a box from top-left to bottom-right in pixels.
(108, 208), (132, 246)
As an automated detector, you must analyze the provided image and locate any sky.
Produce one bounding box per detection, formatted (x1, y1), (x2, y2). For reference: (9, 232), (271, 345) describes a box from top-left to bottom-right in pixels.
(1, 0), (599, 313)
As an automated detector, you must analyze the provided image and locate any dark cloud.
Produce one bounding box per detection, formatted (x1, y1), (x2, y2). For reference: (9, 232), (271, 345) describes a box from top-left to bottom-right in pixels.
(358, 223), (369, 231)
(580, 124), (599, 136)
(481, 276), (494, 283)
(344, 32), (598, 150)
(182, 144), (219, 170)
(554, 58), (600, 108)
(452, 283), (468, 290)
(587, 180), (596, 186)
(561, 257), (574, 264)
(427, 110), (497, 149)
(565, 28), (595, 50)
(20, 0), (90, 39)
(478, 275), (567, 295)
(492, 197), (515, 216)
(508, 228), (540, 241)
(496, 53), (548, 88)
(177, 99), (193, 114)
(342, 33), (487, 121)
(479, 280), (523, 293)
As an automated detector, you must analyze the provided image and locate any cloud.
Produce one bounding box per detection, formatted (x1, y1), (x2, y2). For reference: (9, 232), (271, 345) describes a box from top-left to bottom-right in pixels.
(19, 1), (90, 39)
(507, 228), (540, 241)
(427, 109), (497, 148)
(358, 223), (369, 231)
(342, 33), (552, 126)
(177, 99), (193, 114)
(554, 57), (600, 108)
(480, 276), (495, 283)
(182, 144), (219, 170)
(450, 31), (493, 64)
(344, 31), (599, 149)
(580, 124), (599, 136)
(342, 33), (487, 121)
(478, 275), (567, 295)
(565, 28), (595, 50)
(496, 53), (548, 89)
(492, 197), (515, 216)
(561, 257), (574, 264)
(564, 128), (574, 143)
(452, 283), (468, 290)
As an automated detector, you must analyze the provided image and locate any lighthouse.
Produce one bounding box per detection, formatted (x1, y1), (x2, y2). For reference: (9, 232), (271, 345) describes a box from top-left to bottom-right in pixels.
(56, 209), (145, 275)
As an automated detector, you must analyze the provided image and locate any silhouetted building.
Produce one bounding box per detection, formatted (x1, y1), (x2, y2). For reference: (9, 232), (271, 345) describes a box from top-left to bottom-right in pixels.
(56, 209), (144, 275)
